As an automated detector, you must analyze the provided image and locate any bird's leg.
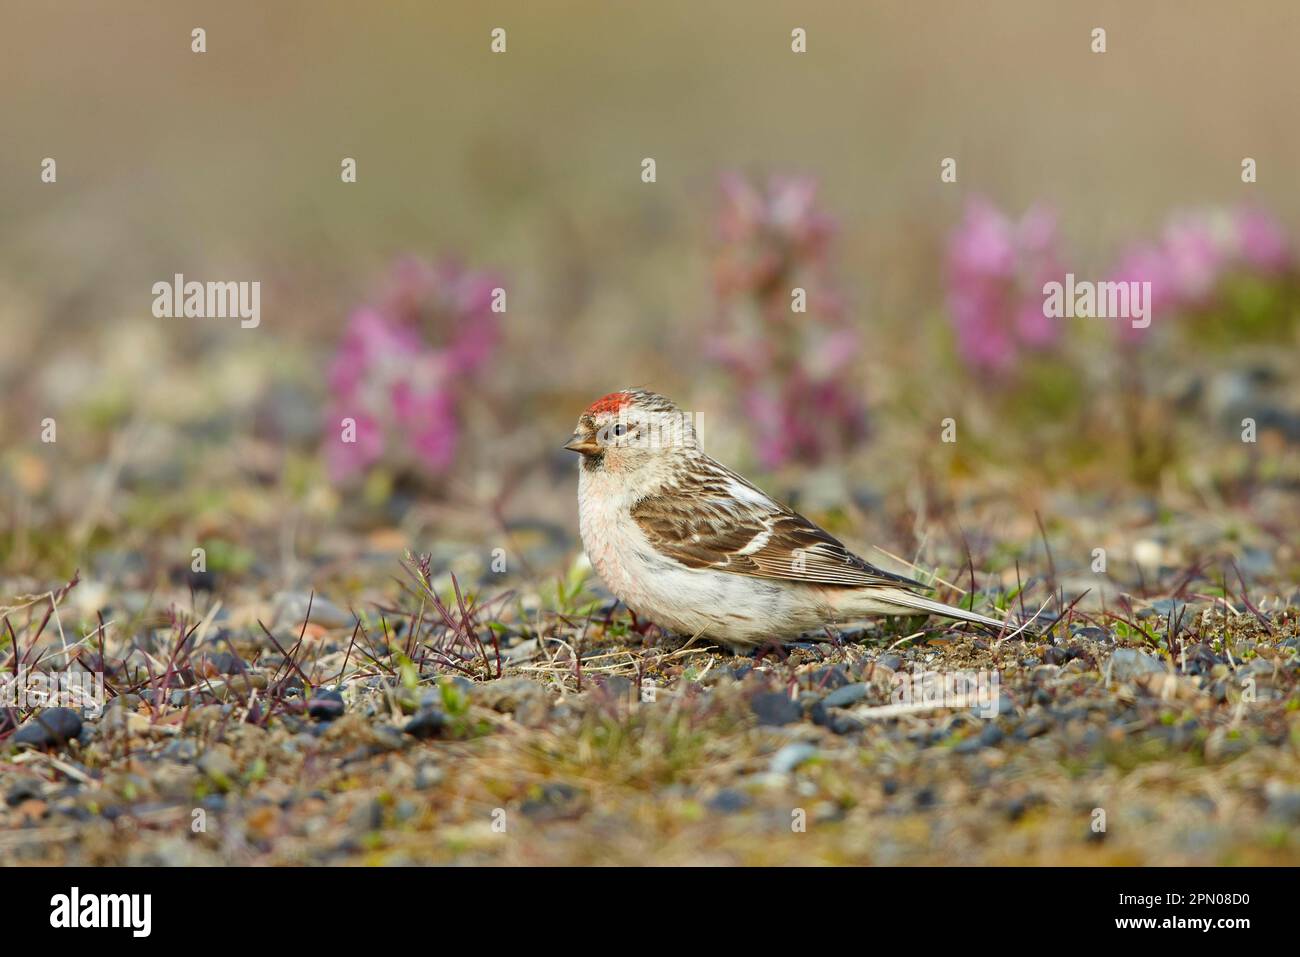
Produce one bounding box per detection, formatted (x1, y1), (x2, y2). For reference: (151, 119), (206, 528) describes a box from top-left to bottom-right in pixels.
(626, 607), (656, 636)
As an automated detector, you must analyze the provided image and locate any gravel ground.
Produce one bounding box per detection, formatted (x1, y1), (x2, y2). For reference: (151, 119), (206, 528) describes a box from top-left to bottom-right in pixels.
(3, 566), (1298, 865)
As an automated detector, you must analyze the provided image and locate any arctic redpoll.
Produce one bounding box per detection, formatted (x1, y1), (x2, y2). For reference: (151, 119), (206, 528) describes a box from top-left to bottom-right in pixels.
(565, 389), (1010, 651)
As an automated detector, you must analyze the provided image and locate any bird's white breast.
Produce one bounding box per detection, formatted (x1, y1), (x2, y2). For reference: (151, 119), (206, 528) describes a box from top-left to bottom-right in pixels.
(576, 463), (661, 611)
(576, 463), (827, 645)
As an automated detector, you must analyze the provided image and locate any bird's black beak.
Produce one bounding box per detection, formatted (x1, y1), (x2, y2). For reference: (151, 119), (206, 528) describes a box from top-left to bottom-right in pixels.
(564, 431), (601, 455)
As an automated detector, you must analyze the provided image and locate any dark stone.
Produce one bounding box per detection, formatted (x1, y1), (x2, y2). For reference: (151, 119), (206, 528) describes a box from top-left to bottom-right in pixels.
(822, 683), (868, 708)
(187, 569), (217, 592)
(1043, 646), (1070, 666)
(1267, 790), (1300, 824)
(1005, 794), (1044, 821)
(1014, 716), (1052, 740)
(955, 724), (1004, 754)
(160, 739), (199, 762)
(59, 803), (92, 822)
(307, 689), (345, 721)
(877, 654), (903, 672)
(829, 714), (865, 735)
(204, 651), (245, 675)
(750, 692), (801, 726)
(808, 666), (849, 691)
(707, 789), (751, 814)
(13, 708), (83, 750)
(6, 779), (42, 806)
(403, 708), (448, 740)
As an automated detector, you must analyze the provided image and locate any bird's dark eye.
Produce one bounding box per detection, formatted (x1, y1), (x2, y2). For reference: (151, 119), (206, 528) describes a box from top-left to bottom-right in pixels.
(611, 423), (629, 437)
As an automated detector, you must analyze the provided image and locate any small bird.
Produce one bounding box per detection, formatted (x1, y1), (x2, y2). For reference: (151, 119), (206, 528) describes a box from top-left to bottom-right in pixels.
(565, 388), (1009, 651)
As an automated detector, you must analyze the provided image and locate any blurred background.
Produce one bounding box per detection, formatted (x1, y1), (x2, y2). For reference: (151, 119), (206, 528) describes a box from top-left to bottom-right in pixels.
(2, 0), (1297, 609)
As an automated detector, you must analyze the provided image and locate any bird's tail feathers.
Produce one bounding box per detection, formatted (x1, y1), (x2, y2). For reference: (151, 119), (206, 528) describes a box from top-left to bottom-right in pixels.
(870, 587), (1021, 634)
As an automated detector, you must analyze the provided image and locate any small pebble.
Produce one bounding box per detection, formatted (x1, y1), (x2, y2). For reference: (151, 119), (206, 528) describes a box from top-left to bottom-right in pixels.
(13, 708), (83, 751)
(1109, 648), (1165, 680)
(822, 683), (868, 708)
(707, 789), (751, 813)
(403, 708), (448, 740)
(750, 692), (801, 726)
(307, 689), (345, 721)
(769, 742), (818, 774)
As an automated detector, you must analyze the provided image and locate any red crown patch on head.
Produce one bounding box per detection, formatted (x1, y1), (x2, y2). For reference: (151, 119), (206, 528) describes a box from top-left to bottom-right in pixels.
(585, 391), (631, 416)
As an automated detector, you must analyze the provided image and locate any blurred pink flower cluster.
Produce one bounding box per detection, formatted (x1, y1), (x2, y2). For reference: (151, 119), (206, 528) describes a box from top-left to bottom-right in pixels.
(1110, 207), (1291, 325)
(710, 173), (867, 469)
(325, 258), (501, 482)
(945, 198), (1063, 376)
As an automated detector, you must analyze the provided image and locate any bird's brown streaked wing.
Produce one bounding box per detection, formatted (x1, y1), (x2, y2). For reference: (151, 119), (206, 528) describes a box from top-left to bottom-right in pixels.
(631, 490), (925, 590)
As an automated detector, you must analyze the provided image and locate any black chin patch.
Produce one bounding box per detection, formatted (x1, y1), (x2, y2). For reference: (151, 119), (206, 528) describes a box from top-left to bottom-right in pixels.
(581, 452), (605, 472)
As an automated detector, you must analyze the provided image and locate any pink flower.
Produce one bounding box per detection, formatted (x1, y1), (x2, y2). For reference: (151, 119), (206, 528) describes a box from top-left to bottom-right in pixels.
(323, 409), (385, 481)
(398, 383), (459, 473)
(1109, 207), (1292, 335)
(377, 257), (502, 375)
(1111, 244), (1176, 319)
(1162, 215), (1230, 306)
(715, 173), (837, 314)
(1236, 208), (1290, 273)
(743, 387), (792, 469)
(945, 198), (1063, 376)
(324, 258), (501, 482)
(711, 173), (867, 469)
